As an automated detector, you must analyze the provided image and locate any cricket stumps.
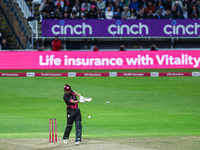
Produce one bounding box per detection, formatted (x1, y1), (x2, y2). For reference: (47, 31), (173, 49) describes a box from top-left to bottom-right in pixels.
(49, 118), (57, 142)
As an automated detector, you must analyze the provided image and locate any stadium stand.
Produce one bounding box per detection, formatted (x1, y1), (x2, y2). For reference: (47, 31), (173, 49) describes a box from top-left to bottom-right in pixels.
(33, 0), (200, 20)
(0, 7), (19, 49)
(0, 0), (35, 49)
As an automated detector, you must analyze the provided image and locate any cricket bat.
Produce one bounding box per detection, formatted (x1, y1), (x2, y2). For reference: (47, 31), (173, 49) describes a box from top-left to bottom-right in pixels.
(84, 98), (92, 102)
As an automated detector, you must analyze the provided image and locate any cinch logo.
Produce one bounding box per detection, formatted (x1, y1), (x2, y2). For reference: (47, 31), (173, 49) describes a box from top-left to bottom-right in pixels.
(51, 20), (92, 35)
(163, 20), (200, 35)
(108, 20), (149, 35)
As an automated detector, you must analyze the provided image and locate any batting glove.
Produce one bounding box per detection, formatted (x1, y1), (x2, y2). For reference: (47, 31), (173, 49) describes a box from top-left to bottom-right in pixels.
(79, 96), (85, 103)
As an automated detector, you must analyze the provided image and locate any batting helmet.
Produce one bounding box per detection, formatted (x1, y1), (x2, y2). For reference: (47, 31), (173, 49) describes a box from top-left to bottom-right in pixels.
(64, 84), (71, 91)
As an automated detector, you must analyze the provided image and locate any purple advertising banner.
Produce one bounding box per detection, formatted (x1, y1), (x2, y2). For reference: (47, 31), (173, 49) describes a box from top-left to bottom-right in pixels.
(42, 19), (200, 37)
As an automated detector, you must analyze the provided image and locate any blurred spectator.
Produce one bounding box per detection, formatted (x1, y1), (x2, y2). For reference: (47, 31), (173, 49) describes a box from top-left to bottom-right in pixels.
(156, 2), (162, 11)
(75, 0), (81, 6)
(172, 0), (183, 9)
(71, 12), (78, 19)
(129, 12), (137, 19)
(106, 0), (115, 7)
(129, 0), (140, 12)
(82, 1), (91, 11)
(171, 6), (177, 17)
(123, 14), (128, 19)
(63, 12), (69, 19)
(42, 2), (54, 19)
(116, 8), (122, 18)
(72, 2), (81, 12)
(198, 5), (200, 18)
(39, 0), (47, 13)
(98, 10), (105, 19)
(156, 0), (164, 10)
(55, 6), (63, 18)
(174, 10), (184, 18)
(190, 0), (198, 9)
(81, 7), (88, 18)
(88, 5), (98, 19)
(146, 1), (156, 13)
(119, 0), (125, 8)
(1, 39), (10, 50)
(139, 0), (148, 9)
(130, 7), (138, 16)
(46, 12), (53, 19)
(65, 1), (71, 12)
(63, 6), (69, 14)
(93, 45), (98, 51)
(119, 45), (126, 51)
(197, 0), (200, 9)
(115, 1), (123, 12)
(155, 10), (163, 19)
(81, 13), (86, 19)
(0, 33), (3, 45)
(105, 7), (113, 19)
(65, 1), (70, 7)
(122, 7), (130, 18)
(38, 47), (43, 51)
(156, 6), (166, 16)
(90, 0), (97, 7)
(163, 9), (174, 19)
(52, 36), (61, 51)
(105, 3), (114, 13)
(165, 0), (172, 11)
(114, 12), (121, 18)
(48, 0), (54, 8)
(182, 6), (189, 19)
(182, 0), (189, 9)
(36, 39), (42, 51)
(137, 9), (147, 18)
(54, 13), (59, 19)
(174, 1), (183, 13)
(97, 0), (106, 19)
(55, 0), (64, 9)
(70, 7), (80, 19)
(51, 11), (55, 18)
(97, 0), (106, 10)
(190, 5), (199, 18)
(65, 0), (70, 4)
(147, 10), (155, 18)
(150, 44), (158, 51)
(124, 0), (129, 5)
(141, 7), (147, 16)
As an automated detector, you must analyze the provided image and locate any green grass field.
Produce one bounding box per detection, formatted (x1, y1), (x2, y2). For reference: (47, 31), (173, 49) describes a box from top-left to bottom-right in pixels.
(0, 76), (200, 140)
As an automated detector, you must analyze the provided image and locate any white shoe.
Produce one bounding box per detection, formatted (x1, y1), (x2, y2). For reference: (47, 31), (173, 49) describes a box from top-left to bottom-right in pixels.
(63, 139), (68, 145)
(75, 141), (80, 146)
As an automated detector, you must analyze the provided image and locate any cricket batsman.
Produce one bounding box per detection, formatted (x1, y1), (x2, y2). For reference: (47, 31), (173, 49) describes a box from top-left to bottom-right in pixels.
(62, 84), (86, 146)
